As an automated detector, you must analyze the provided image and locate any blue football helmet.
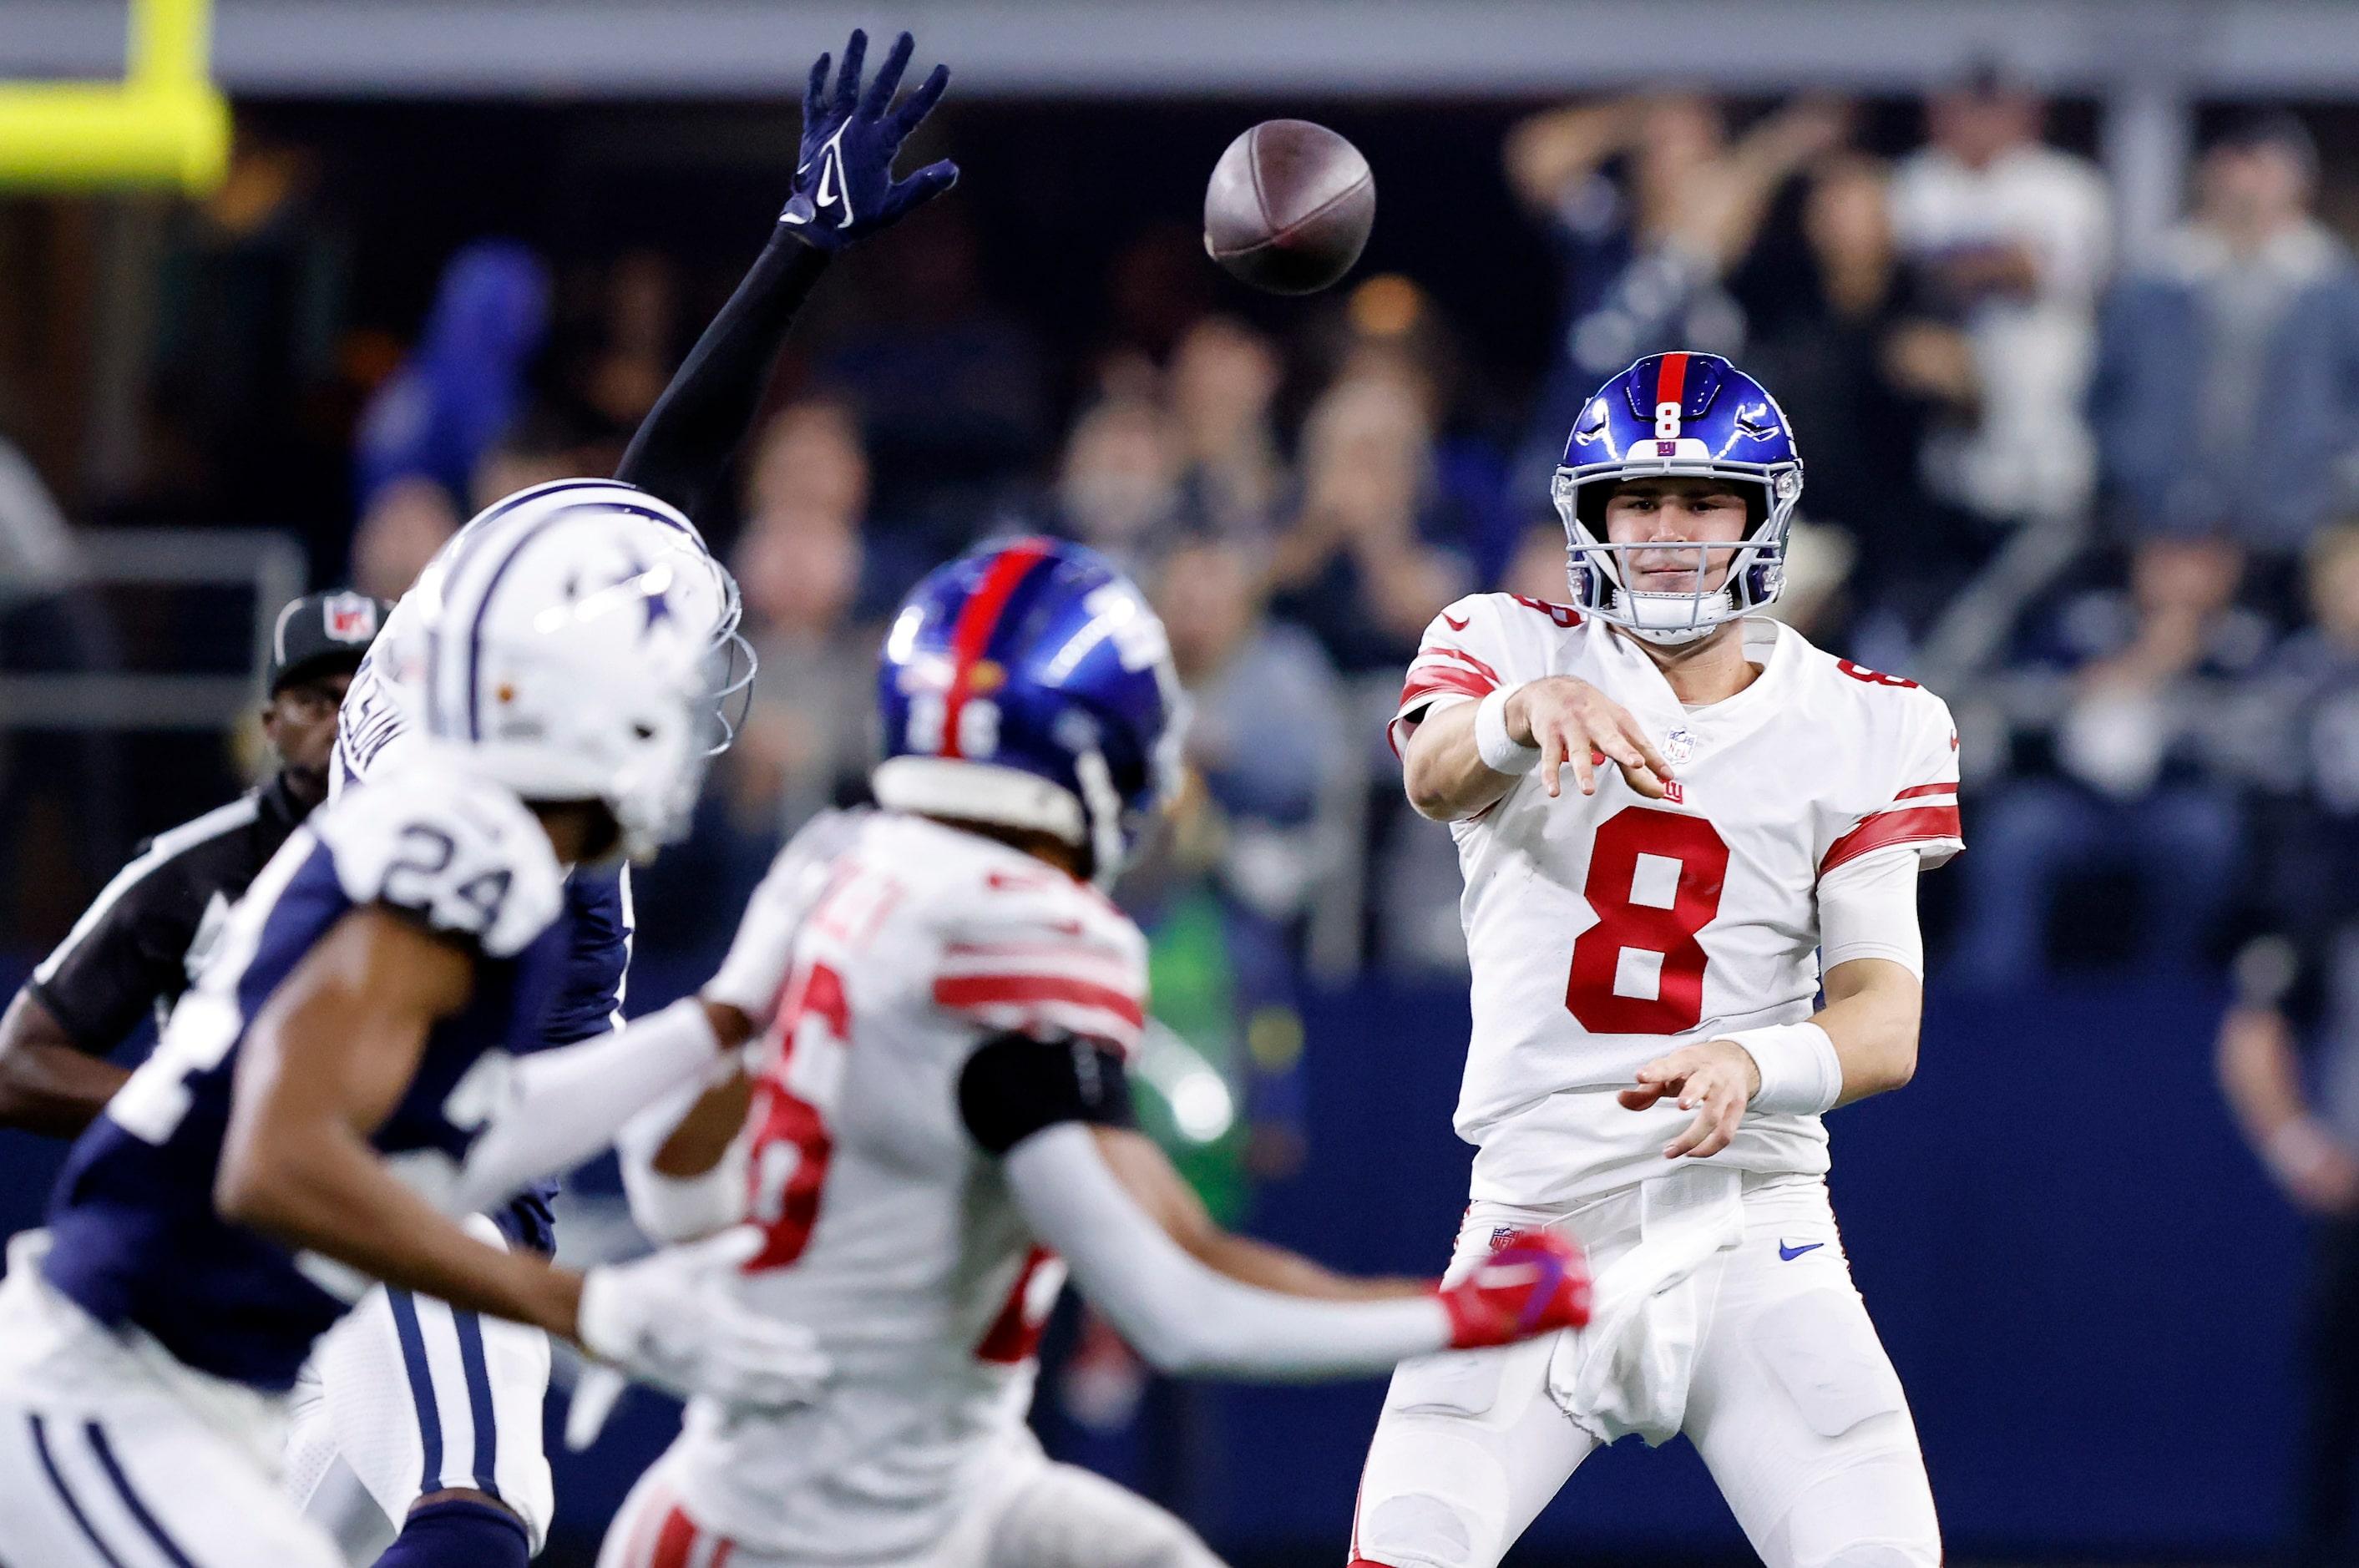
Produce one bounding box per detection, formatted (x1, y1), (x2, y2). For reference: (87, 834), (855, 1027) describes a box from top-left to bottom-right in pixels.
(1552, 351), (1804, 645)
(873, 537), (1187, 888)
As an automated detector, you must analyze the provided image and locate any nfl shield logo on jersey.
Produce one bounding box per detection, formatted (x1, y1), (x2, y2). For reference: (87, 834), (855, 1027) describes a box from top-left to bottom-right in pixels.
(322, 591), (379, 644)
(1663, 726), (1696, 766)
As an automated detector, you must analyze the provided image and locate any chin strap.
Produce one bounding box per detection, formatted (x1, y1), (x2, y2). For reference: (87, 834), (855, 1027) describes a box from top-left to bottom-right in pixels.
(1073, 748), (1127, 892)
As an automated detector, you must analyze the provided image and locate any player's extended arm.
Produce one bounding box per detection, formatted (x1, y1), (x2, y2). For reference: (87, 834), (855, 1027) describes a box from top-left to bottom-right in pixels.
(217, 908), (585, 1333)
(1004, 1122), (1589, 1379)
(445, 994), (749, 1216)
(613, 29), (954, 518)
(218, 907), (829, 1409)
(1091, 1125), (1420, 1300)
(1622, 843), (1931, 1159)
(1620, 958), (1921, 1161)
(0, 989), (129, 1137)
(1402, 675), (1671, 822)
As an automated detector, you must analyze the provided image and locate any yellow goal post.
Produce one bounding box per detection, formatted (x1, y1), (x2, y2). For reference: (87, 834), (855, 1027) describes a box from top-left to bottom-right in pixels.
(0, 0), (229, 193)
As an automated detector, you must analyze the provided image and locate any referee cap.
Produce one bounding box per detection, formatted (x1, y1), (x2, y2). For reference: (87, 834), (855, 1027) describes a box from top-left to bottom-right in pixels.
(267, 590), (391, 695)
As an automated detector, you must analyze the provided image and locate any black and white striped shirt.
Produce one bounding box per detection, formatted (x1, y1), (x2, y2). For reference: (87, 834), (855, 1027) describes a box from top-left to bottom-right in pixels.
(26, 773), (310, 1049)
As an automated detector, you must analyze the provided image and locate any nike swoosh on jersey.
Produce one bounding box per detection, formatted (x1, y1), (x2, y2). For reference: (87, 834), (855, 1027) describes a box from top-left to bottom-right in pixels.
(1777, 1240), (1825, 1261)
(1443, 613), (1470, 630)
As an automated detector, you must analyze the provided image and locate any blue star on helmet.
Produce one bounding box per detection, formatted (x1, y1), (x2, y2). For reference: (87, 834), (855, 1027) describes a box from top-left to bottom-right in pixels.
(570, 554), (677, 638)
(626, 556), (678, 635)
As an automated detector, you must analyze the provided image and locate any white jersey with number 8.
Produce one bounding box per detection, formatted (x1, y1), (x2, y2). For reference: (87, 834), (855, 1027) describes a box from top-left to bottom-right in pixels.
(1391, 594), (1962, 1209)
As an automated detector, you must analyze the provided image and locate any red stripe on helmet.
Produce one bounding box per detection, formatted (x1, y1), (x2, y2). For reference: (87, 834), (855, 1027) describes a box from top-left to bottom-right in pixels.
(1656, 352), (1690, 411)
(941, 540), (1052, 759)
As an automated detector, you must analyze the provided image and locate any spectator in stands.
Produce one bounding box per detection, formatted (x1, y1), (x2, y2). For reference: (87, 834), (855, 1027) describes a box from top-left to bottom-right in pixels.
(725, 402), (874, 838)
(1050, 394), (1191, 579)
(1267, 373), (1469, 675)
(823, 205), (1048, 609)
(2089, 112), (2359, 573)
(2216, 523), (2359, 1562)
(1501, 90), (1850, 515)
(1891, 64), (2112, 529)
(347, 476), (458, 600)
(352, 240), (550, 517)
(1168, 316), (1287, 544)
(582, 250), (679, 430)
(1746, 154), (1972, 634)
(1157, 538), (1348, 922)
(347, 240), (551, 595)
(1499, 522), (1572, 605)
(1954, 536), (2258, 986)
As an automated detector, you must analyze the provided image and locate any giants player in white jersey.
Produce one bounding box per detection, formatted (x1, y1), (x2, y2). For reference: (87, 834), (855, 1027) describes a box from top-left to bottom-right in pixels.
(1350, 352), (1962, 1568)
(595, 538), (1595, 1568)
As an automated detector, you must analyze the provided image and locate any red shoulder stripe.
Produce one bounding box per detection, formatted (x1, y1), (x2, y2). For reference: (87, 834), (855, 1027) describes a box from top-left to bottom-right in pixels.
(1415, 645), (1503, 686)
(1398, 668), (1495, 709)
(934, 973), (1145, 1029)
(1821, 805), (1962, 874)
(1892, 782), (1955, 802)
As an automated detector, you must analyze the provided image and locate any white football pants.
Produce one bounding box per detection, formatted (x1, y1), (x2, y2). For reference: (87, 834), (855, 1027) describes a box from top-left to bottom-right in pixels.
(1350, 1172), (1940, 1568)
(0, 1231), (346, 1568)
(599, 1433), (1226, 1568)
(282, 1212), (556, 1561)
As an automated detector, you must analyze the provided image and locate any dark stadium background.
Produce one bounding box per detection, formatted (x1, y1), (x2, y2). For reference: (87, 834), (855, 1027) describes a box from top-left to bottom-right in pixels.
(5, 4), (2357, 1560)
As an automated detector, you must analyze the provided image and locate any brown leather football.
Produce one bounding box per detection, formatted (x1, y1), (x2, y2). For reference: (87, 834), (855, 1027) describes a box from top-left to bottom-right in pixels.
(1202, 120), (1375, 296)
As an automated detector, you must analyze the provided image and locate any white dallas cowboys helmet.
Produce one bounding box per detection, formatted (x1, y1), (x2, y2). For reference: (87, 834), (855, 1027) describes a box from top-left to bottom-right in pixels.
(405, 480), (750, 860)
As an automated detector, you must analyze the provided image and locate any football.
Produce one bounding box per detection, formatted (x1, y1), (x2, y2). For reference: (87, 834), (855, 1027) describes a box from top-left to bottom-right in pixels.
(1202, 119), (1376, 295)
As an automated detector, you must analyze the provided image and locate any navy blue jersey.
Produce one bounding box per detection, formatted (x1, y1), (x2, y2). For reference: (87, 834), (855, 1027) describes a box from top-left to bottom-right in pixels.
(494, 863), (633, 1255)
(40, 759), (570, 1391)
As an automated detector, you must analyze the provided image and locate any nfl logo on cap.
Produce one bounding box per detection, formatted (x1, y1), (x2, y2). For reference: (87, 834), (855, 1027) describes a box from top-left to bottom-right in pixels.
(322, 591), (379, 644)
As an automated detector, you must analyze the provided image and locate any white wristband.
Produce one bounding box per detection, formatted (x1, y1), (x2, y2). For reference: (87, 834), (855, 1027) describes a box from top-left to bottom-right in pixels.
(1475, 683), (1541, 776)
(1727, 1022), (1843, 1116)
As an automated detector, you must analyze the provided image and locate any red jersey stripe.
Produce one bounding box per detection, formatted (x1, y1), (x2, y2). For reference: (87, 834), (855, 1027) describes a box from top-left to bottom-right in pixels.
(650, 1505), (700, 1568)
(1821, 805), (1963, 874)
(934, 973), (1146, 1028)
(1892, 782), (1957, 802)
(1656, 351), (1689, 409)
(1415, 644), (1504, 686)
(1399, 668), (1496, 708)
(942, 541), (1050, 759)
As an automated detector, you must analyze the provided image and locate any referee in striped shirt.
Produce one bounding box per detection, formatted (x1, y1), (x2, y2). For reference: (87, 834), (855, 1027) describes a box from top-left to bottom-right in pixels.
(0, 589), (389, 1135)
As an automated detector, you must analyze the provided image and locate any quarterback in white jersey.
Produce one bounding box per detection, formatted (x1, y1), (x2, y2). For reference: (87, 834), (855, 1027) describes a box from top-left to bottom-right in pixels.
(600, 538), (1594, 1568)
(1350, 352), (1960, 1568)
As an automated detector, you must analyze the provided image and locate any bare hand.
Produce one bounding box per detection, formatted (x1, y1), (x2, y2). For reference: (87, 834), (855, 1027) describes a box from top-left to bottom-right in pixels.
(1619, 1039), (1760, 1160)
(1507, 677), (1673, 801)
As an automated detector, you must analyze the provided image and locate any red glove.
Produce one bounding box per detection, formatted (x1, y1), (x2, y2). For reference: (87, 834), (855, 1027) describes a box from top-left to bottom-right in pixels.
(1435, 1228), (1592, 1349)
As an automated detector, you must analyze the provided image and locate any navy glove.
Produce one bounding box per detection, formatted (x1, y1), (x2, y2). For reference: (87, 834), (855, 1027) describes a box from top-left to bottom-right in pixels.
(779, 29), (958, 250)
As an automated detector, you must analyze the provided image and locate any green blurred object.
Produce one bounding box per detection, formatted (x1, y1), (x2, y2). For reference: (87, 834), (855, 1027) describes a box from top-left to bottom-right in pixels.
(1135, 889), (1248, 1224)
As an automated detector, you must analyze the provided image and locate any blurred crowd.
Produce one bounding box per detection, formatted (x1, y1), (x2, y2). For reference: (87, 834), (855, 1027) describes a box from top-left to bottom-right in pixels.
(16, 68), (2359, 1224)
(7, 64), (2359, 1537)
(312, 70), (2359, 1029)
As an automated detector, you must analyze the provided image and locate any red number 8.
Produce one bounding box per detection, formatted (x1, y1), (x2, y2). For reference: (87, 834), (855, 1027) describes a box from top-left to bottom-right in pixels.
(1565, 807), (1729, 1034)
